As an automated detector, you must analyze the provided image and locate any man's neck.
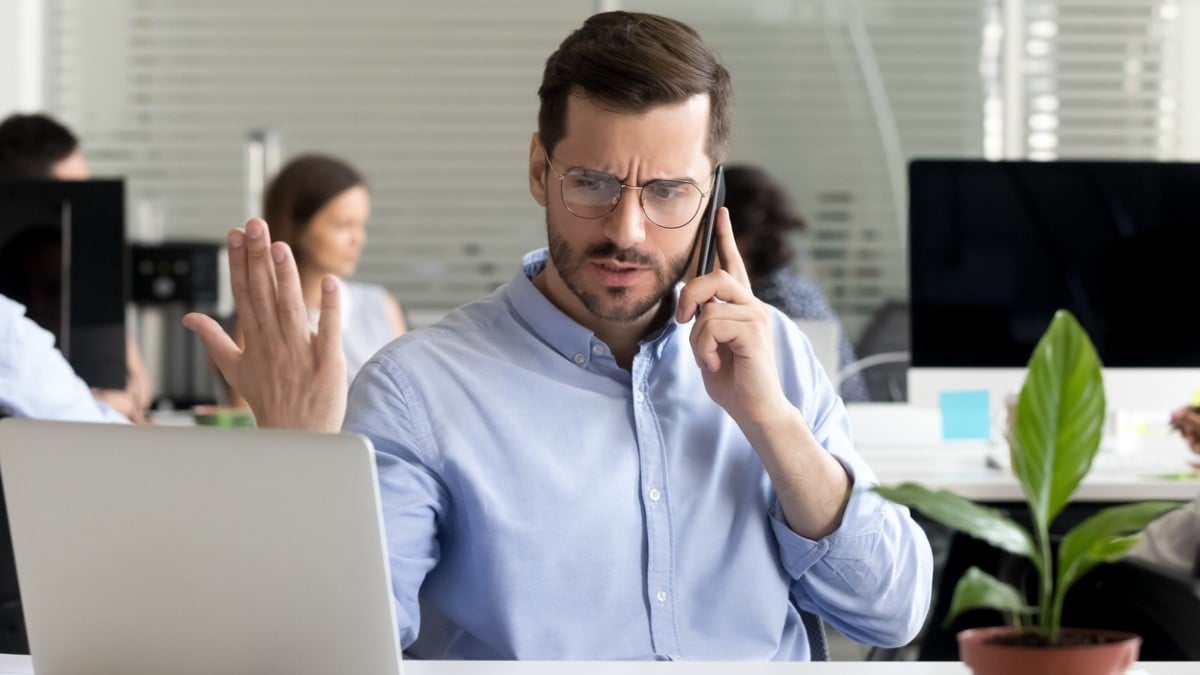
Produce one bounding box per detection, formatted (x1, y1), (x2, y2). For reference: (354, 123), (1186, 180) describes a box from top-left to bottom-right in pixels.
(531, 272), (673, 370)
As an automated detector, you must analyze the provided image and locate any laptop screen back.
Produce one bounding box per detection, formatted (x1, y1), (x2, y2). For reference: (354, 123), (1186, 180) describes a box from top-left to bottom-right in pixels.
(0, 419), (401, 675)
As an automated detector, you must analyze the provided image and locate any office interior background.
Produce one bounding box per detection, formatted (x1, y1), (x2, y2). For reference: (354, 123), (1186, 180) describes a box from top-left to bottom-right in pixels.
(1, 0), (1198, 347)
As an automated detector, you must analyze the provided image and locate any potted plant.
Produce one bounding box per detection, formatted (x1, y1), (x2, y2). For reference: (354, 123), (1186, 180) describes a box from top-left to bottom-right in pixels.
(876, 310), (1182, 675)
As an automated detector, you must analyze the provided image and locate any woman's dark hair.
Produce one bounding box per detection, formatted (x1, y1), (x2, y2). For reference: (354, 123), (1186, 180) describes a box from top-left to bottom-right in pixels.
(0, 113), (79, 179)
(537, 11), (733, 166)
(723, 164), (806, 278)
(263, 154), (365, 268)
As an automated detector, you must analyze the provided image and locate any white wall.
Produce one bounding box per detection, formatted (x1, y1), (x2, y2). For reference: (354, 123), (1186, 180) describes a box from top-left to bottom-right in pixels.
(0, 0), (44, 114)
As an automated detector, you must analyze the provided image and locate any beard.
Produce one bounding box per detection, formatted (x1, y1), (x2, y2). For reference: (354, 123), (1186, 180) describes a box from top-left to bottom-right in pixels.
(545, 212), (693, 324)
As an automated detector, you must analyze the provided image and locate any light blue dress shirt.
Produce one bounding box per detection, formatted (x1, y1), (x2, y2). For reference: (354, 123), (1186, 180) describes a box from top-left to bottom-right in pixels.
(344, 249), (931, 660)
(0, 293), (127, 423)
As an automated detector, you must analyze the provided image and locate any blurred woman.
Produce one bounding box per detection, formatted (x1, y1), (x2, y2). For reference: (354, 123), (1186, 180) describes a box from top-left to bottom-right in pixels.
(229, 155), (405, 403)
(723, 164), (868, 402)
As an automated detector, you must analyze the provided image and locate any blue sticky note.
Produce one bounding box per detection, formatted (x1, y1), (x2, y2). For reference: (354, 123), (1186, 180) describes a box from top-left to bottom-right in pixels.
(940, 389), (991, 440)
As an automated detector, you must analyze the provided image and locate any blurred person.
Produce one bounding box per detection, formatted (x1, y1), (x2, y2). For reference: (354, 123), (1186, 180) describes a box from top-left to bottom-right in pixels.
(0, 292), (128, 423)
(722, 164), (868, 401)
(227, 154), (405, 405)
(1129, 404), (1200, 575)
(0, 112), (150, 421)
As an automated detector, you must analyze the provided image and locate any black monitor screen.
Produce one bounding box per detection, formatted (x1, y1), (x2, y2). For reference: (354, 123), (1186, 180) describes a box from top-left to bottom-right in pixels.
(909, 159), (1200, 368)
(0, 180), (126, 388)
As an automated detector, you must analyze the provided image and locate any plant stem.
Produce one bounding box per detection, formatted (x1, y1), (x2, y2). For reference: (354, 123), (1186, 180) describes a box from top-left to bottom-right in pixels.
(1036, 525), (1056, 642)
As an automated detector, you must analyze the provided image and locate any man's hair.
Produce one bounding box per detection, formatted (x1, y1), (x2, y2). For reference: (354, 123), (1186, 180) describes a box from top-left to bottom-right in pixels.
(0, 113), (80, 180)
(723, 164), (806, 278)
(263, 154), (365, 267)
(537, 11), (733, 166)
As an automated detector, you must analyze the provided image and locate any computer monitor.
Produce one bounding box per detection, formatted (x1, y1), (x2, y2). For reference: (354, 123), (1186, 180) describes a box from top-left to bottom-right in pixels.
(908, 159), (1200, 410)
(0, 180), (127, 389)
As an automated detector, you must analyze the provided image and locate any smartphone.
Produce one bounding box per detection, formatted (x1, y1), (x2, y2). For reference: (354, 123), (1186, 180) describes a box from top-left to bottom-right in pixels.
(694, 164), (726, 277)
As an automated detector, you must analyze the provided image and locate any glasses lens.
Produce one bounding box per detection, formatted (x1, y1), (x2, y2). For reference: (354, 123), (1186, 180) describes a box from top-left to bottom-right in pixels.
(561, 169), (621, 218)
(641, 180), (704, 229)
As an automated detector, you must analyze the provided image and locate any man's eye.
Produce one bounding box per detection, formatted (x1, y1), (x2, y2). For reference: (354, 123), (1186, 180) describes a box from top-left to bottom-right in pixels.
(647, 181), (689, 200)
(569, 172), (616, 193)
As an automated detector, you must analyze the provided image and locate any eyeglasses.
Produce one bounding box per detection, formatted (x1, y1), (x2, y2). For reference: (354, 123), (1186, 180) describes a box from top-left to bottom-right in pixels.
(544, 155), (709, 230)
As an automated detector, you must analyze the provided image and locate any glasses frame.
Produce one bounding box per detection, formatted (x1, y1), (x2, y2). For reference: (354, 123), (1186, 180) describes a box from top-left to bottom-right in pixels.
(544, 155), (710, 230)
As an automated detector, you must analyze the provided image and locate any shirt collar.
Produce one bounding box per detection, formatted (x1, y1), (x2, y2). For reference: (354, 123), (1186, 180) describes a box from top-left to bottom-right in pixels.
(505, 248), (683, 365)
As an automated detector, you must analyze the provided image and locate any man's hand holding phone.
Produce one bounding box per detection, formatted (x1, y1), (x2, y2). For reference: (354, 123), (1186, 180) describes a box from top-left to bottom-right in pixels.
(676, 190), (790, 429)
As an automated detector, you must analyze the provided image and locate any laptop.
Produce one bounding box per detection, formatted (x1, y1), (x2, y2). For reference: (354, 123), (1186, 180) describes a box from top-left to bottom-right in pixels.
(0, 419), (401, 675)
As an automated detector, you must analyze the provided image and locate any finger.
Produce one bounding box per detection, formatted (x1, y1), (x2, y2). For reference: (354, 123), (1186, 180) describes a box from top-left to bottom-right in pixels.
(689, 303), (762, 372)
(182, 312), (243, 384)
(315, 275), (345, 369)
(714, 207), (750, 287)
(676, 269), (757, 323)
(225, 228), (255, 333)
(271, 241), (310, 345)
(244, 218), (281, 340)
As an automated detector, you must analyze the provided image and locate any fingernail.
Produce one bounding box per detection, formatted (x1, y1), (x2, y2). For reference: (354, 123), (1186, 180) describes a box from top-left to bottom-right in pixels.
(322, 276), (337, 292)
(246, 220), (264, 239)
(229, 230), (245, 248)
(271, 244), (285, 263)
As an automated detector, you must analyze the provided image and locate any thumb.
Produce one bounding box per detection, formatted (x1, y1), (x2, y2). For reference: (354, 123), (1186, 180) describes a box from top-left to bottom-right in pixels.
(182, 312), (242, 382)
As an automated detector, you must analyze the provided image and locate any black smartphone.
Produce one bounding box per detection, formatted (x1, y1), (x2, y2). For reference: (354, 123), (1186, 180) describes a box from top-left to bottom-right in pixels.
(695, 164), (726, 277)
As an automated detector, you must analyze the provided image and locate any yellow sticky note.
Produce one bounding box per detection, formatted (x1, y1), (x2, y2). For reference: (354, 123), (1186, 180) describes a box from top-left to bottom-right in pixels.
(1192, 389), (1200, 407)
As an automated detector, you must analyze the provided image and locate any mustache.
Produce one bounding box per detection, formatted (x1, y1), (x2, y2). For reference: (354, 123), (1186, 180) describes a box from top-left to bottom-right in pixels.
(583, 242), (657, 267)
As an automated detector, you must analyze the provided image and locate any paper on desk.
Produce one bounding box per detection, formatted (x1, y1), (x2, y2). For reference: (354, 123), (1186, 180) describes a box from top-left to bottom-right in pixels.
(940, 389), (991, 441)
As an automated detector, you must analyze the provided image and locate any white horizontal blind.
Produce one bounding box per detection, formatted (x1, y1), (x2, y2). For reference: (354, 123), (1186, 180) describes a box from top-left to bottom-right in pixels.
(1015, 0), (1191, 159)
(48, 0), (594, 312)
(46, 1), (1200, 335)
(630, 0), (987, 339)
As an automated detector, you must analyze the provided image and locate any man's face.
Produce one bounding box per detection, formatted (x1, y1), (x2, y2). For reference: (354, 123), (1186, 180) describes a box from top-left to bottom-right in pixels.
(528, 93), (714, 326)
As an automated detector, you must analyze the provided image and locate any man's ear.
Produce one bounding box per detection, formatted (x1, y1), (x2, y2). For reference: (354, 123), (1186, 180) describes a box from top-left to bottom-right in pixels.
(528, 133), (548, 207)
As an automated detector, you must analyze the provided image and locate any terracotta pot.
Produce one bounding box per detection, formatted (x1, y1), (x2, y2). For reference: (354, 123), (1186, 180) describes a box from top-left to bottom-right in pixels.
(958, 626), (1141, 675)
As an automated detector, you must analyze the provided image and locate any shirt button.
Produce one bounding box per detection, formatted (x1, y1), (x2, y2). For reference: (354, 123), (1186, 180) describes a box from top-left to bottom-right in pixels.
(648, 488), (661, 502)
(634, 391), (645, 403)
(591, 344), (604, 355)
(572, 353), (586, 365)
(656, 590), (667, 603)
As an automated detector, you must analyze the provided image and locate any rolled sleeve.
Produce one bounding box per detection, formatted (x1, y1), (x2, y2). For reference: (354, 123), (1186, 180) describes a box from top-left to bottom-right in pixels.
(770, 321), (934, 648)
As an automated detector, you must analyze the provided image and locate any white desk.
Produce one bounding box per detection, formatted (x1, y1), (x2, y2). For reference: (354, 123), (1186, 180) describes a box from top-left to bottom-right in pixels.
(848, 403), (1200, 502)
(858, 440), (1200, 502)
(0, 655), (1190, 674)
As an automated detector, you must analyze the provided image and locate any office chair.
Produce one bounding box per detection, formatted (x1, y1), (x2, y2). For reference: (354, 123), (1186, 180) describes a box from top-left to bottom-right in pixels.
(1062, 555), (1200, 660)
(854, 300), (909, 401)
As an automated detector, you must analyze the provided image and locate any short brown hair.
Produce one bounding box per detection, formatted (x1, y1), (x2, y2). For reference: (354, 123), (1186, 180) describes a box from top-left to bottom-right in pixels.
(0, 113), (79, 180)
(537, 11), (732, 166)
(263, 154), (364, 268)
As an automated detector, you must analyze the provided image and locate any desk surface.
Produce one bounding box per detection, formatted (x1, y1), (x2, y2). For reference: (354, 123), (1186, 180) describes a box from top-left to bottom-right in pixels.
(859, 440), (1200, 502)
(848, 403), (1200, 502)
(0, 655), (1189, 674)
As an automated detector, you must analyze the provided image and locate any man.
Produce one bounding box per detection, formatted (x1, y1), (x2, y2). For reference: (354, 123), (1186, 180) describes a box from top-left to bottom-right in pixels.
(0, 112), (150, 421)
(185, 12), (932, 659)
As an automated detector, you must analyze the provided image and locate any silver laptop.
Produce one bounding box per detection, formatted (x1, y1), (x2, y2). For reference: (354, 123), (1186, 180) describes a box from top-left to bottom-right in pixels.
(0, 419), (401, 675)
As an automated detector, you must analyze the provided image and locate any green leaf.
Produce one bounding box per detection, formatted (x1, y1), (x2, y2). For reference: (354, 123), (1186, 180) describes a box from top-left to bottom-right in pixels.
(1009, 310), (1105, 533)
(874, 483), (1036, 560)
(943, 566), (1035, 628)
(1056, 501), (1182, 596)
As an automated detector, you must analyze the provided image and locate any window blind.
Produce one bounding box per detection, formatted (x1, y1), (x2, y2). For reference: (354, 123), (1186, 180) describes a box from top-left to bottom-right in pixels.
(46, 0), (1199, 338)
